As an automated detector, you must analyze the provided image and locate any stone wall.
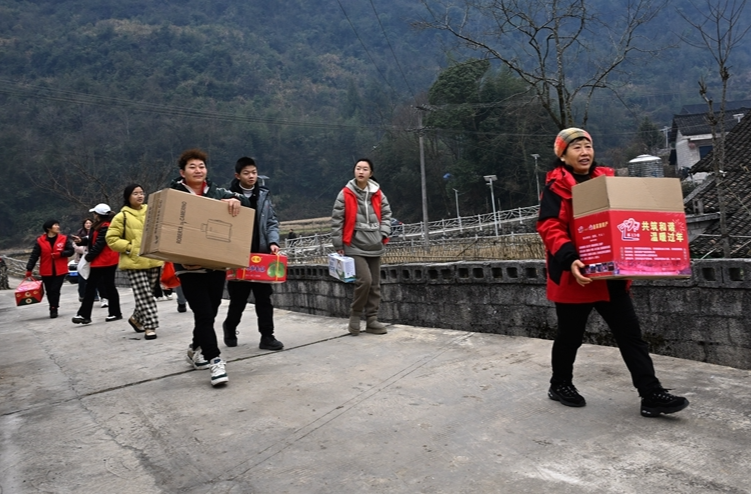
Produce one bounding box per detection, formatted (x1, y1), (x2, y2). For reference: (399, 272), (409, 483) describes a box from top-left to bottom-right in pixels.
(273, 259), (751, 370)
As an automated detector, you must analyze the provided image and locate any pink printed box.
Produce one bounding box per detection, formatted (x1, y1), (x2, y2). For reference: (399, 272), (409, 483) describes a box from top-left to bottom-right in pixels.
(572, 176), (691, 280)
(226, 253), (288, 283)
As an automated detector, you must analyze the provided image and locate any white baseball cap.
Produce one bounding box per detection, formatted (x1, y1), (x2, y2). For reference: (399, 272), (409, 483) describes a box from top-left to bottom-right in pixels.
(89, 203), (112, 215)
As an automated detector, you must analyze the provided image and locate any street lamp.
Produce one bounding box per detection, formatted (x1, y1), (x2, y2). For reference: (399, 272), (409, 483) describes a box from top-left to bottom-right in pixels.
(453, 188), (462, 233)
(259, 175), (269, 186)
(483, 175), (499, 236)
(531, 154), (540, 201)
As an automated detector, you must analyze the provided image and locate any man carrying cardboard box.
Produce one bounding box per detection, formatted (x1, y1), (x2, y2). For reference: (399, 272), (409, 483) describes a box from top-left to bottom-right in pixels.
(222, 156), (284, 351)
(537, 128), (689, 418)
(172, 149), (250, 387)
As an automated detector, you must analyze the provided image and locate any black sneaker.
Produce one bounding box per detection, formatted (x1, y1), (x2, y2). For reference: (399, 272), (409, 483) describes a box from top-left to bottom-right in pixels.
(72, 315), (92, 325)
(259, 335), (284, 351)
(640, 389), (689, 417)
(548, 383), (586, 407)
(105, 314), (123, 322)
(177, 303), (187, 313)
(223, 321), (238, 347)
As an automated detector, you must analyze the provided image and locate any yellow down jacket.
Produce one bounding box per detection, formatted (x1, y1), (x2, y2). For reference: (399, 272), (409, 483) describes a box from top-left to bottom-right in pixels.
(105, 205), (163, 270)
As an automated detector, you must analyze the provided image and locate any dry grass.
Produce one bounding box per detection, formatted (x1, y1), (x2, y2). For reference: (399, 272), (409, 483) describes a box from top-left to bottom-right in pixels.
(279, 217), (330, 236)
(290, 234), (545, 265)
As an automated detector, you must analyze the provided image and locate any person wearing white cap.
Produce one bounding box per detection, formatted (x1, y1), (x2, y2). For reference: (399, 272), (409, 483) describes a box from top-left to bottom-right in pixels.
(72, 203), (122, 326)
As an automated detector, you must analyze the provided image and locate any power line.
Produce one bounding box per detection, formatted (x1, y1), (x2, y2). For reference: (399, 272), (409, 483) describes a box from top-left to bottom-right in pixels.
(335, 0), (402, 99)
(0, 78), (699, 141)
(368, 0), (416, 99)
(0, 78), (396, 133)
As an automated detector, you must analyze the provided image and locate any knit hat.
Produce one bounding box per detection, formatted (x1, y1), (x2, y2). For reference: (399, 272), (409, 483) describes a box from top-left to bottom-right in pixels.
(89, 203), (112, 215)
(42, 219), (59, 233)
(554, 128), (592, 157)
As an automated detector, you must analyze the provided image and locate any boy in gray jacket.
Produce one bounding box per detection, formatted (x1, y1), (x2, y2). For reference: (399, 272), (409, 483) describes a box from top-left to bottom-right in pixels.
(222, 157), (284, 351)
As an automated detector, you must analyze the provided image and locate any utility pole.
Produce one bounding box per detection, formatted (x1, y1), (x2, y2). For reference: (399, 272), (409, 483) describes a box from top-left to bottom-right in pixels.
(484, 175), (499, 236)
(417, 110), (430, 247)
(661, 126), (669, 150)
(531, 154), (540, 201)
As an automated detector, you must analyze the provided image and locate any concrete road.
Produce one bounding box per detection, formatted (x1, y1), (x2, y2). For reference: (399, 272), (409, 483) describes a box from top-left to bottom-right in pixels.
(1, 278), (750, 493)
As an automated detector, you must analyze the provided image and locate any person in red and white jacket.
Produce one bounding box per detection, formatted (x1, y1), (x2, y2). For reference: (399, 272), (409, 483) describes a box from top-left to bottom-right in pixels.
(331, 158), (392, 336)
(537, 127), (689, 418)
(72, 204), (122, 325)
(26, 219), (74, 318)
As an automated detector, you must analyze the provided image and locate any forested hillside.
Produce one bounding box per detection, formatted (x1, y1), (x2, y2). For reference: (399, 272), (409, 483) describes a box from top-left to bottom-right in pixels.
(0, 0), (749, 247)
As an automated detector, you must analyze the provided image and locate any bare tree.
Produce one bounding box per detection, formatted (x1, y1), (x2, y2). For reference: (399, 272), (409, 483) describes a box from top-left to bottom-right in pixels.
(417, 0), (665, 129)
(679, 0), (750, 257)
(30, 154), (173, 211)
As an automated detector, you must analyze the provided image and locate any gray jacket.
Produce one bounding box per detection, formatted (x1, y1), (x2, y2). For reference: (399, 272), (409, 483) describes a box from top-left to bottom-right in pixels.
(331, 179), (392, 257)
(230, 179), (279, 253)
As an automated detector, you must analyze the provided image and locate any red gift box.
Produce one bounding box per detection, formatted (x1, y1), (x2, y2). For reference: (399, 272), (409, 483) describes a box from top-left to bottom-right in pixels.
(226, 253), (287, 283)
(574, 210), (691, 279)
(573, 176), (691, 280)
(15, 277), (45, 306)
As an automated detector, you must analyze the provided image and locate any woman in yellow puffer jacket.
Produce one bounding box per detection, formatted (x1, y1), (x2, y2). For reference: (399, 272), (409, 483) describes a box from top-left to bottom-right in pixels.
(106, 184), (163, 340)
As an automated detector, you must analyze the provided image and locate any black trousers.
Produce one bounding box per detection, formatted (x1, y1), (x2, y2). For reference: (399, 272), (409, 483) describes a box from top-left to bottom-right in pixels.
(78, 265), (120, 319)
(42, 275), (66, 309)
(551, 280), (661, 396)
(225, 280), (274, 336)
(178, 270), (226, 362)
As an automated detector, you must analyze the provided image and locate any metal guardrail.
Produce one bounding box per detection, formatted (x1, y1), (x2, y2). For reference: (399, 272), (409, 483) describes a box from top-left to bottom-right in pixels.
(281, 206), (540, 262)
(1, 206), (541, 284)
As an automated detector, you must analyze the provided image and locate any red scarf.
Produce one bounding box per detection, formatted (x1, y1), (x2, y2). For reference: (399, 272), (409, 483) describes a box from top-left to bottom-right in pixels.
(342, 187), (386, 246)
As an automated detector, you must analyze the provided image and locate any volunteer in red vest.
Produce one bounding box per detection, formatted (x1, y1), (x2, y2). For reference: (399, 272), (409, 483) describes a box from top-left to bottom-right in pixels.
(537, 127), (689, 417)
(25, 219), (75, 318)
(72, 204), (122, 325)
(331, 158), (392, 335)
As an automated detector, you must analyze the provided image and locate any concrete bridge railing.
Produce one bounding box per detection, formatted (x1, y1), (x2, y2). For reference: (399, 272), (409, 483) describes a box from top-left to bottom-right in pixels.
(273, 259), (751, 370)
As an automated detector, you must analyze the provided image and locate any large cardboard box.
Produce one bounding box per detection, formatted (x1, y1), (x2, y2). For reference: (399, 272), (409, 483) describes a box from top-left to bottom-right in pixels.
(226, 253), (288, 283)
(140, 188), (254, 269)
(328, 253), (356, 283)
(572, 176), (691, 279)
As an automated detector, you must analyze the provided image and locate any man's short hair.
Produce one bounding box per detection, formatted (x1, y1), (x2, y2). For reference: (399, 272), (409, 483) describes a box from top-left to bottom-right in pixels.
(178, 149), (208, 170)
(235, 156), (257, 174)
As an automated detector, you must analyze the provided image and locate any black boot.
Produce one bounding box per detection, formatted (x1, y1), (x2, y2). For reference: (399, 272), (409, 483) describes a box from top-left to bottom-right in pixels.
(259, 335), (284, 351)
(222, 321), (238, 347)
(49, 307), (58, 319)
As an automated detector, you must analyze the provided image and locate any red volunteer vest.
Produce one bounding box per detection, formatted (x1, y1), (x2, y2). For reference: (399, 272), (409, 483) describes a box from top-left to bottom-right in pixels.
(342, 187), (388, 246)
(90, 223), (120, 268)
(36, 234), (70, 277)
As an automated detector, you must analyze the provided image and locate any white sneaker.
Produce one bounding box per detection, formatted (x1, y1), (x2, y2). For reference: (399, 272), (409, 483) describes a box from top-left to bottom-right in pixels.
(186, 345), (209, 370)
(165, 293), (173, 300)
(100, 298), (108, 308)
(209, 357), (228, 386)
